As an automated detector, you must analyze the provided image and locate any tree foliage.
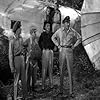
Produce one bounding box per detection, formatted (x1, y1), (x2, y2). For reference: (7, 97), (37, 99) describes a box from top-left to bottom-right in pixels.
(42, 0), (84, 10)
(58, 0), (84, 10)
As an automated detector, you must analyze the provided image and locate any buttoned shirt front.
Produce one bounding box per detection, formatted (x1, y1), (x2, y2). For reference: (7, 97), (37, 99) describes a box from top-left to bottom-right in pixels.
(52, 27), (81, 49)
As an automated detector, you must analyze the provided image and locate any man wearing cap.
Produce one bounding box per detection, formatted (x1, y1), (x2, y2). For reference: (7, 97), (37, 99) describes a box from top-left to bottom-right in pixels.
(9, 22), (28, 100)
(52, 16), (81, 96)
(25, 26), (41, 93)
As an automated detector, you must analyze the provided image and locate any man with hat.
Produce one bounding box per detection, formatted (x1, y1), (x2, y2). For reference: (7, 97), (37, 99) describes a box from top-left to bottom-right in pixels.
(9, 21), (28, 100)
(52, 16), (81, 96)
(25, 25), (41, 93)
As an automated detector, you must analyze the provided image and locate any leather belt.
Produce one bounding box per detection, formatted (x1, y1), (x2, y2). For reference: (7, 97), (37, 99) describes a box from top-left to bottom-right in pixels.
(53, 22), (60, 24)
(14, 53), (23, 57)
(60, 45), (72, 48)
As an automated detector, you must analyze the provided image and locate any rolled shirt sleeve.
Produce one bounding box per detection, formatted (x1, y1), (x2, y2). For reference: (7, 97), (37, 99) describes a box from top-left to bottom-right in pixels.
(51, 29), (60, 46)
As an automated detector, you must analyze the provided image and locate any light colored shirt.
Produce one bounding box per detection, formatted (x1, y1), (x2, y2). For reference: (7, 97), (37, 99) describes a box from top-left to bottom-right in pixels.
(52, 27), (81, 48)
(9, 37), (23, 69)
(53, 10), (61, 24)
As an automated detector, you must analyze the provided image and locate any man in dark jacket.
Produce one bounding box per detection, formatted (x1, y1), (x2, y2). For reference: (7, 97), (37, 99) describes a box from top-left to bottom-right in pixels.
(38, 21), (55, 90)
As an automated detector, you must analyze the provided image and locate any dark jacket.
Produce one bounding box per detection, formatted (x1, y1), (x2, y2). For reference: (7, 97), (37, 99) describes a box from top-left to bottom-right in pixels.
(38, 31), (55, 50)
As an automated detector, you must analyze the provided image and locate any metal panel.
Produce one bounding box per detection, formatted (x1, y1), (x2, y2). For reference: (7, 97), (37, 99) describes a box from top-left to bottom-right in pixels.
(81, 0), (100, 69)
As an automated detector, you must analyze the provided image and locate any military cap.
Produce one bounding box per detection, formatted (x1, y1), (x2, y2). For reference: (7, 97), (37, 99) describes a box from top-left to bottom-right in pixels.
(13, 21), (21, 33)
(62, 16), (70, 24)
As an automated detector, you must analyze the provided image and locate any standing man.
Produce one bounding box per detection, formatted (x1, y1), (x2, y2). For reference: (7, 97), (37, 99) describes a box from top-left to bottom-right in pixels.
(25, 26), (41, 93)
(9, 22), (27, 100)
(38, 21), (55, 90)
(52, 2), (61, 33)
(52, 16), (81, 96)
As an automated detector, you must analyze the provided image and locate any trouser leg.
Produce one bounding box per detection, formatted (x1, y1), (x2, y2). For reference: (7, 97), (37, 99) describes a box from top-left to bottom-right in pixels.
(32, 61), (37, 89)
(27, 61), (31, 92)
(48, 50), (53, 87)
(14, 56), (21, 100)
(14, 73), (19, 100)
(20, 56), (27, 98)
(59, 51), (65, 93)
(42, 50), (48, 89)
(66, 53), (73, 94)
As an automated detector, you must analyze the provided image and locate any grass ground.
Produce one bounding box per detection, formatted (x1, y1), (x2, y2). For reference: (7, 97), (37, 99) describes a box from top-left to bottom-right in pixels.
(0, 43), (100, 100)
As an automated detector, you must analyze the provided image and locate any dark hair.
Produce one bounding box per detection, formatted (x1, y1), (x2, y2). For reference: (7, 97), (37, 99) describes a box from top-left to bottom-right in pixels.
(43, 21), (52, 30)
(13, 21), (21, 33)
(55, 3), (59, 8)
(62, 16), (70, 24)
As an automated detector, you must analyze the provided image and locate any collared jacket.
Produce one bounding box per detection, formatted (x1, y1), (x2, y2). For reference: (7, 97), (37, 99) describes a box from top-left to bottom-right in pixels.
(51, 27), (82, 50)
(9, 37), (23, 69)
(38, 31), (55, 50)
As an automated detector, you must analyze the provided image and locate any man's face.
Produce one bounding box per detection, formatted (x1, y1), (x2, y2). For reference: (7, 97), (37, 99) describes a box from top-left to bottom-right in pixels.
(46, 8), (50, 15)
(64, 21), (70, 30)
(30, 29), (37, 37)
(54, 4), (58, 10)
(45, 23), (50, 32)
(15, 28), (21, 38)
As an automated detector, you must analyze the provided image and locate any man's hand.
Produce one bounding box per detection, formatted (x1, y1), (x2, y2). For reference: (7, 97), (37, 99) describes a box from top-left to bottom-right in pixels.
(53, 46), (57, 51)
(58, 45), (61, 49)
(11, 67), (15, 73)
(71, 45), (75, 50)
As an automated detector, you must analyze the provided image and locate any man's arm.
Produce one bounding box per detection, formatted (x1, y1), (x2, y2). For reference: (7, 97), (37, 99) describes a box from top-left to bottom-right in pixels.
(51, 29), (60, 48)
(38, 33), (43, 50)
(73, 30), (82, 48)
(9, 39), (14, 73)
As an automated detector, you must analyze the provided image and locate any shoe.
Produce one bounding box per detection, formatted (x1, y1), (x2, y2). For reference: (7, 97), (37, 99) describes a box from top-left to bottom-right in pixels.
(69, 93), (75, 98)
(50, 84), (53, 89)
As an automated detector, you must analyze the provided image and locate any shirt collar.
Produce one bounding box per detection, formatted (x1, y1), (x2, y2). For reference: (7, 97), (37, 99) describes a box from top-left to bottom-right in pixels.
(62, 27), (71, 33)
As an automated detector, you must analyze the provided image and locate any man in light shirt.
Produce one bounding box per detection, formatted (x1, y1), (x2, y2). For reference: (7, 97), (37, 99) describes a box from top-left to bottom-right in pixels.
(52, 16), (81, 96)
(9, 21), (28, 100)
(52, 3), (61, 33)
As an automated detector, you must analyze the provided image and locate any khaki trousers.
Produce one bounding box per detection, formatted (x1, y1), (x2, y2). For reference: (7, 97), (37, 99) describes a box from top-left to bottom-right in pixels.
(14, 55), (27, 100)
(26, 60), (37, 92)
(59, 48), (73, 94)
(42, 49), (53, 88)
